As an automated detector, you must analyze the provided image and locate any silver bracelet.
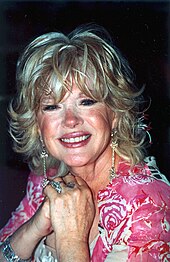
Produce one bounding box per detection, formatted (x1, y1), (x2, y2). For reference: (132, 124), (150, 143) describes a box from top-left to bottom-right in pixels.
(2, 237), (31, 262)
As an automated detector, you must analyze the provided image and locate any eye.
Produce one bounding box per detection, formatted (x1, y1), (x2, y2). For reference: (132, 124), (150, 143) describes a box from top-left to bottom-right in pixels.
(80, 99), (97, 106)
(43, 104), (60, 111)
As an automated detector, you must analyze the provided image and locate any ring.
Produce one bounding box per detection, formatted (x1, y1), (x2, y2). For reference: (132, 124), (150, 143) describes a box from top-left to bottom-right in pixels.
(50, 181), (63, 193)
(67, 182), (75, 188)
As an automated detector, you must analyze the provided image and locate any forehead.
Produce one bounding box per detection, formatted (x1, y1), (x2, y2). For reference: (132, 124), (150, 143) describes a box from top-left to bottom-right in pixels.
(40, 83), (91, 102)
(42, 72), (95, 96)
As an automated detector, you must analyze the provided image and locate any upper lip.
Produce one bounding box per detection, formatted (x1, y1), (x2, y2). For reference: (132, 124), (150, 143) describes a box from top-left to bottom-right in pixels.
(59, 131), (91, 140)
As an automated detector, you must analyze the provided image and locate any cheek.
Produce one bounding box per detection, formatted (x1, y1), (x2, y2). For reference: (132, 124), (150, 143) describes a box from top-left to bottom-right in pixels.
(86, 109), (113, 128)
(98, 112), (114, 128)
(37, 117), (56, 137)
(92, 106), (114, 123)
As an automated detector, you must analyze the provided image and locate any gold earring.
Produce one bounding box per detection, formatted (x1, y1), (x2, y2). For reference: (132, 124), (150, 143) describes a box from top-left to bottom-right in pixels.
(109, 129), (118, 181)
(40, 137), (49, 188)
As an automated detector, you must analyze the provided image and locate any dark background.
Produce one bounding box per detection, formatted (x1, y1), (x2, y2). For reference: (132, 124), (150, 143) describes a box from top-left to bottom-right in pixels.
(0, 0), (170, 229)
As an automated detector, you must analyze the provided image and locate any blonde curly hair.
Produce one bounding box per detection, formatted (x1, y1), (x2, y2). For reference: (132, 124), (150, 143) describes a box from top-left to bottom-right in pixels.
(9, 24), (147, 175)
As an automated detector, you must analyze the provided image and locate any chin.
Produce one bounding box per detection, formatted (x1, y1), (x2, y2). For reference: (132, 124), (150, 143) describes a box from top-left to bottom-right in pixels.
(65, 158), (88, 168)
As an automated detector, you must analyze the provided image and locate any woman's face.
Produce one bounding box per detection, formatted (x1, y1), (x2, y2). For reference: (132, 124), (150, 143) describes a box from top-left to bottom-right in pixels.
(37, 84), (117, 168)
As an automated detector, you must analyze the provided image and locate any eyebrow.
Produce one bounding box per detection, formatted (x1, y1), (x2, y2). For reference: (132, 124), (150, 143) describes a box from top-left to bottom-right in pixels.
(78, 92), (88, 98)
(41, 96), (55, 103)
(41, 90), (91, 104)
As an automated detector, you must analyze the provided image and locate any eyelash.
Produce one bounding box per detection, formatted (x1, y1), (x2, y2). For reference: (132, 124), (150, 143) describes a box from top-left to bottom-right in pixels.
(43, 105), (60, 111)
(80, 99), (97, 106)
(42, 99), (97, 111)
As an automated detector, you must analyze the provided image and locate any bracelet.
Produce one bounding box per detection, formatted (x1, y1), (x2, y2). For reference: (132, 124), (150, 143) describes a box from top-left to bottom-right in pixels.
(2, 237), (31, 262)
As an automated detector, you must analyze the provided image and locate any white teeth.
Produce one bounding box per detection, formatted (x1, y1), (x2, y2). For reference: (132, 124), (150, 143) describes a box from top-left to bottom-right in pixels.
(61, 135), (90, 143)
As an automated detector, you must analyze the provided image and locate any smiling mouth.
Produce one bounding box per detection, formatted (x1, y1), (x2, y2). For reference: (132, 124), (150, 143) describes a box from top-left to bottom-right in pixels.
(60, 135), (91, 143)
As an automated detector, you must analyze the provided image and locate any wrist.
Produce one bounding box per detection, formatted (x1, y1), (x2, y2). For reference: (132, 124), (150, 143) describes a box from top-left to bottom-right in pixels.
(2, 236), (31, 262)
(27, 218), (46, 241)
(56, 239), (90, 262)
(8, 220), (43, 260)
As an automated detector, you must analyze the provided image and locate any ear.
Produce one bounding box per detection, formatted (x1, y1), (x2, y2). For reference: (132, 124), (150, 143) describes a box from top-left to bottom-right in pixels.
(112, 112), (118, 129)
(36, 125), (42, 139)
(36, 117), (41, 137)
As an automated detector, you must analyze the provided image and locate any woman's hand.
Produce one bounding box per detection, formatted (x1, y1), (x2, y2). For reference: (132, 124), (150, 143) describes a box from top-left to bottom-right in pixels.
(29, 197), (52, 239)
(0, 195), (52, 261)
(0, 198), (52, 261)
(44, 173), (95, 261)
(0, 193), (53, 261)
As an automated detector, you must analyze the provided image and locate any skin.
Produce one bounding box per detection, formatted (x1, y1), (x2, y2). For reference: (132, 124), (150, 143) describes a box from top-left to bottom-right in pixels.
(37, 84), (117, 182)
(44, 174), (95, 261)
(0, 84), (117, 261)
(37, 83), (117, 254)
(0, 174), (95, 262)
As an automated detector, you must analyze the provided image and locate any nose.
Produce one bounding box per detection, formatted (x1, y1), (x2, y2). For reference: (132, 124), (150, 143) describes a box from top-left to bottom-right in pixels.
(61, 108), (83, 128)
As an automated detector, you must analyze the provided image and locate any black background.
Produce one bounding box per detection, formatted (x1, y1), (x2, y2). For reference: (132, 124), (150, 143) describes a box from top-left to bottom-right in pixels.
(0, 0), (169, 229)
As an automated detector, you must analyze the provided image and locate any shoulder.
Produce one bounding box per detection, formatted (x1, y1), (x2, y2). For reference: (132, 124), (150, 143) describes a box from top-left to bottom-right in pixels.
(117, 156), (170, 205)
(99, 155), (170, 198)
(98, 157), (170, 222)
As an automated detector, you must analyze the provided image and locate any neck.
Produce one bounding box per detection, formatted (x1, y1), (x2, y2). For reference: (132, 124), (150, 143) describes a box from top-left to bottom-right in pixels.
(69, 152), (119, 197)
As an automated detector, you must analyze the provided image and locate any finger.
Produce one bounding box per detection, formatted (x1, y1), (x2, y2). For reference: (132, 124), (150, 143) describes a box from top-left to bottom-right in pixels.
(74, 177), (94, 199)
(63, 173), (89, 188)
(52, 177), (66, 185)
(42, 176), (66, 190)
(44, 179), (66, 197)
(63, 173), (80, 189)
(43, 182), (57, 197)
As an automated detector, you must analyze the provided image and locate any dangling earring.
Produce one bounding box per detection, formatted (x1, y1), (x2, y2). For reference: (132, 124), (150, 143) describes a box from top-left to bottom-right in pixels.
(109, 129), (118, 181)
(40, 137), (49, 188)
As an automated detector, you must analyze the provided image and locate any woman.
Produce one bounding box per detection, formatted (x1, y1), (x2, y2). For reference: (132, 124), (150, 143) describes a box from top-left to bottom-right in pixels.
(0, 24), (169, 261)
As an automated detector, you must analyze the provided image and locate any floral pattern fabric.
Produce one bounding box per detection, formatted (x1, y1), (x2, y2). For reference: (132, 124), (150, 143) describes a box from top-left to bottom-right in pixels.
(0, 156), (170, 261)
